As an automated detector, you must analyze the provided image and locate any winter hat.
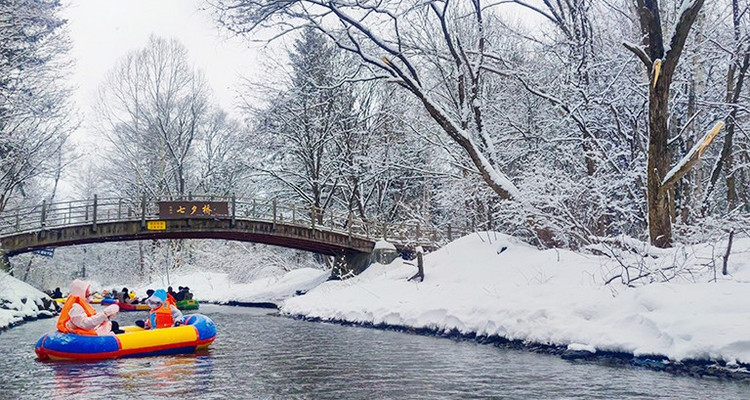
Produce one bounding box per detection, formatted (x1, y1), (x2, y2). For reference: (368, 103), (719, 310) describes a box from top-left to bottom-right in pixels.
(148, 289), (167, 303)
(69, 279), (90, 298)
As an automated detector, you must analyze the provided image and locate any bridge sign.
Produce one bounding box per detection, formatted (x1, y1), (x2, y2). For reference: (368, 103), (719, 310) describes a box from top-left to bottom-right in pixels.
(146, 220), (167, 230)
(32, 247), (55, 258)
(158, 201), (229, 219)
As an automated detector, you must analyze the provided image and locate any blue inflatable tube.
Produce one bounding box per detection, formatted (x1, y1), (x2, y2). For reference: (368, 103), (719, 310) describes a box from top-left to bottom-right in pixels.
(35, 313), (216, 361)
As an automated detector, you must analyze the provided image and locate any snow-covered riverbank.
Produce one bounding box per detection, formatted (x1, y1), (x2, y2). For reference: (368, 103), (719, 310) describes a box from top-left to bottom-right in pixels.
(4, 232), (750, 379)
(0, 274), (58, 331)
(278, 232), (750, 372)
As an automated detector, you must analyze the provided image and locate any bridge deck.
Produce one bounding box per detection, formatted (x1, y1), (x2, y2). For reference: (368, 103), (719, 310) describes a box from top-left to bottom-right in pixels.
(0, 195), (473, 259)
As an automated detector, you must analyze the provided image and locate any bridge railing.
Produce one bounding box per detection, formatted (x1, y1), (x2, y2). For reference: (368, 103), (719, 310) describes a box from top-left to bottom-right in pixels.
(0, 197), (147, 235)
(0, 195), (474, 249)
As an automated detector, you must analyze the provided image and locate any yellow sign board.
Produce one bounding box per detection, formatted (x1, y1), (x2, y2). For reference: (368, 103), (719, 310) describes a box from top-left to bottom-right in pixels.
(146, 220), (167, 231)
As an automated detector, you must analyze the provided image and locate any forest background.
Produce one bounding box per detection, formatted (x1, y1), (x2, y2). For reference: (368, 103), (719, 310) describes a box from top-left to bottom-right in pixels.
(1, 0), (748, 291)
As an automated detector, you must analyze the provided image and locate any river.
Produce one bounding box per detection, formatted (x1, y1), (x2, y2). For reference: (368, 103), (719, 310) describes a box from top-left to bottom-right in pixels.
(1, 304), (749, 399)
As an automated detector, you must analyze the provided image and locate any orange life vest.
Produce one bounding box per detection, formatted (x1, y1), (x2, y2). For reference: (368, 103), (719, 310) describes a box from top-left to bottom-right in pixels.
(149, 303), (174, 329)
(56, 296), (98, 335)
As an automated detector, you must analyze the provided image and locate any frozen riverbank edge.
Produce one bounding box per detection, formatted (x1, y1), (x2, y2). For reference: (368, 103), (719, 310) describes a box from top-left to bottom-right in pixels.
(283, 313), (750, 382)
(0, 310), (56, 333)
(3, 298), (750, 382)
(7, 231), (750, 383)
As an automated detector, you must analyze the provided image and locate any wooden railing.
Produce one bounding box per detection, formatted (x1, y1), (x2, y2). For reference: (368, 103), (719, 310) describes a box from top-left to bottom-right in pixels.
(0, 195), (475, 249)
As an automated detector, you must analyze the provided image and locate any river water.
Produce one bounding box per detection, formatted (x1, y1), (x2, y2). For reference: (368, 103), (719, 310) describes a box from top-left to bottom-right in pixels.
(1, 304), (749, 399)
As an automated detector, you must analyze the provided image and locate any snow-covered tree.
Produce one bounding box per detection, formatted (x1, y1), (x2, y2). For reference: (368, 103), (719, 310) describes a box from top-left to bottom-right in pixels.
(0, 0), (75, 211)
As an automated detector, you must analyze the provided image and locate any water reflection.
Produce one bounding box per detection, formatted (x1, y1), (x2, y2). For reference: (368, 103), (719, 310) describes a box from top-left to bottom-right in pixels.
(45, 354), (214, 398)
(2, 305), (749, 400)
(48, 361), (118, 399)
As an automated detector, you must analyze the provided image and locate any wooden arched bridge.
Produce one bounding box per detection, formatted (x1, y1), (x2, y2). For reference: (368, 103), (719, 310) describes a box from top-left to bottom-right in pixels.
(0, 195), (472, 276)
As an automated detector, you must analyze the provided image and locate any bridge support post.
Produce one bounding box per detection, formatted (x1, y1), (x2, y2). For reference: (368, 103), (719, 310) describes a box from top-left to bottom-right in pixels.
(41, 200), (47, 227)
(272, 199), (277, 231)
(347, 213), (352, 245)
(330, 251), (372, 280)
(140, 195), (147, 229)
(231, 194), (236, 228)
(92, 194), (98, 233)
(311, 207), (316, 231)
(0, 251), (10, 273)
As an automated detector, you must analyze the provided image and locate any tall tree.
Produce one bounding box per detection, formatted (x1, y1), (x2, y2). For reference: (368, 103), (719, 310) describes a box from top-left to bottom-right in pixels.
(95, 36), (215, 199)
(623, 0), (708, 248)
(217, 0), (521, 202)
(702, 0), (750, 215)
(194, 109), (253, 197)
(93, 35), (248, 277)
(250, 28), (353, 219)
(0, 0), (74, 211)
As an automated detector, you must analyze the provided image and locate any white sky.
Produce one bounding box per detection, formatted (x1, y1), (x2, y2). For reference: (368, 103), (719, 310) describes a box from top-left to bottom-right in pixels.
(56, 0), (271, 198)
(62, 0), (261, 119)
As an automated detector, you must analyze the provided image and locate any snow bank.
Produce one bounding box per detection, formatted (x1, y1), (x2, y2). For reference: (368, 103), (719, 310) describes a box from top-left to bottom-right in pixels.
(281, 232), (750, 365)
(133, 268), (330, 306)
(0, 272), (57, 331)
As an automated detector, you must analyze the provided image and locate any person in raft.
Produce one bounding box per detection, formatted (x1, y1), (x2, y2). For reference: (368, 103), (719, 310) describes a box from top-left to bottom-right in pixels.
(135, 289), (183, 329)
(57, 279), (122, 335)
(166, 286), (178, 305)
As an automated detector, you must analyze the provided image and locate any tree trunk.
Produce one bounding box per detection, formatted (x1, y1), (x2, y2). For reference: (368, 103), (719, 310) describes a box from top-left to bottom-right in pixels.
(628, 0), (706, 248)
(647, 83), (673, 248)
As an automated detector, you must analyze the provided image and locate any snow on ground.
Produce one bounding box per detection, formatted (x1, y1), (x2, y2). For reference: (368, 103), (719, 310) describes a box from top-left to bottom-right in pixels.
(0, 272), (57, 330)
(4, 231), (750, 368)
(129, 267), (329, 305)
(281, 232), (750, 365)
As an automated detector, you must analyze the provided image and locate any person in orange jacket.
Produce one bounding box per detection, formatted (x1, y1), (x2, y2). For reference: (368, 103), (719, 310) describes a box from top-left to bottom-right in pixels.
(136, 289), (183, 329)
(57, 279), (121, 336)
(166, 286), (178, 306)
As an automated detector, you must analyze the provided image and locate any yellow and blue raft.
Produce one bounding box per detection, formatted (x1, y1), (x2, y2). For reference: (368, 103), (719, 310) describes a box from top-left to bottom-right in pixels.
(35, 314), (216, 361)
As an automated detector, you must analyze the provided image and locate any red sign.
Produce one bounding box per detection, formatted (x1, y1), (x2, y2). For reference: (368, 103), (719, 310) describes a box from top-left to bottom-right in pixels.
(158, 201), (229, 219)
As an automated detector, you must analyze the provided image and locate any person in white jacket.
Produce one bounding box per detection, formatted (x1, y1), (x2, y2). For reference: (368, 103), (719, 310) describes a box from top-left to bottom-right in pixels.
(56, 279), (121, 336)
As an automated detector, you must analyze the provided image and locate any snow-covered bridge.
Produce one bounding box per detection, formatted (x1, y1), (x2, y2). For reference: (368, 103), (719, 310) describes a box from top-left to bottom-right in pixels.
(0, 195), (460, 276)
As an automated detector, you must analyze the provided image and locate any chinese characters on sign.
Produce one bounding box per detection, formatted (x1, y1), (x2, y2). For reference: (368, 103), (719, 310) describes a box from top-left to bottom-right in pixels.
(32, 248), (55, 258)
(146, 221), (167, 231)
(158, 201), (229, 219)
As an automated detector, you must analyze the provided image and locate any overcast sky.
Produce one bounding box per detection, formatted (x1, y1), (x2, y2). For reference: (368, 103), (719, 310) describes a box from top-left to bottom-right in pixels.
(56, 0), (269, 198)
(61, 0), (260, 119)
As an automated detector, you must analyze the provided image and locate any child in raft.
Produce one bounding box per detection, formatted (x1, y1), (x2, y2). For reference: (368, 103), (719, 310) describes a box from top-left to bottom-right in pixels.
(135, 289), (183, 329)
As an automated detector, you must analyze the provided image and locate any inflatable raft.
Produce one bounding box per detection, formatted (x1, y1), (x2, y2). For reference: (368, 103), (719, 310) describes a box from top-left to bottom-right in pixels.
(177, 299), (199, 310)
(57, 296), (101, 304)
(99, 298), (149, 311)
(118, 302), (150, 312)
(35, 314), (216, 361)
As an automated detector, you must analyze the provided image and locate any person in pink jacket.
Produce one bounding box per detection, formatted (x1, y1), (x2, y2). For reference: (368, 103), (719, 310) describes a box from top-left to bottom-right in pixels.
(57, 279), (121, 335)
